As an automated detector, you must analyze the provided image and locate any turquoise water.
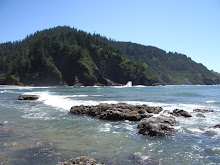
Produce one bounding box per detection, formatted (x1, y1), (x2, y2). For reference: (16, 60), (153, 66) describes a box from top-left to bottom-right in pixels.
(0, 85), (219, 164)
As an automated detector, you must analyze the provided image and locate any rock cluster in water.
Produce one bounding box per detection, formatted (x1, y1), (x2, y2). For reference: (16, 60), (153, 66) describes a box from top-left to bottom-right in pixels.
(18, 94), (39, 100)
(193, 109), (215, 113)
(57, 156), (105, 165)
(137, 115), (176, 137)
(70, 103), (162, 121)
(193, 108), (216, 118)
(70, 103), (178, 137)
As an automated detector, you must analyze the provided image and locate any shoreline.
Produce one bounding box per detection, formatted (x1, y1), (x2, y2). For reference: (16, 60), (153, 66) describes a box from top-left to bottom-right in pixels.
(0, 84), (220, 88)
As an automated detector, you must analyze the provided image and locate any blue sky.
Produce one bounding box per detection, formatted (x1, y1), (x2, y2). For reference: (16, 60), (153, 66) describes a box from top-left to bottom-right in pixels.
(1, 0), (220, 72)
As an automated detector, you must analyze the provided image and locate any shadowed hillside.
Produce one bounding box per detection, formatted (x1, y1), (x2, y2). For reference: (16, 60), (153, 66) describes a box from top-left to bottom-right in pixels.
(94, 36), (220, 85)
(0, 26), (160, 86)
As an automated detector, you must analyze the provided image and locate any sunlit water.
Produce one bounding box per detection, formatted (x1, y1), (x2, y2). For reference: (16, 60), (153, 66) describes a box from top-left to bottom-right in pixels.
(0, 85), (219, 164)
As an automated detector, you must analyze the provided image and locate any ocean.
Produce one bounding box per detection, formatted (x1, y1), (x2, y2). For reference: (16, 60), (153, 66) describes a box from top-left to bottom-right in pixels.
(0, 85), (219, 165)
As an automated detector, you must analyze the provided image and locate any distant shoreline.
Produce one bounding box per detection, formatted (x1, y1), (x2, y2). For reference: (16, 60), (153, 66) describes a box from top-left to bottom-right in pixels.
(0, 85), (22, 87)
(0, 84), (219, 88)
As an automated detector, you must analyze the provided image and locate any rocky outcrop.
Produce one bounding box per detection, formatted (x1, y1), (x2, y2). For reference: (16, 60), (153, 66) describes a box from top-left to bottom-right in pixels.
(57, 156), (104, 165)
(196, 113), (206, 118)
(106, 79), (122, 86)
(137, 115), (176, 137)
(18, 94), (39, 100)
(193, 109), (215, 113)
(70, 103), (163, 121)
(171, 109), (192, 117)
(73, 76), (84, 87)
(212, 124), (220, 129)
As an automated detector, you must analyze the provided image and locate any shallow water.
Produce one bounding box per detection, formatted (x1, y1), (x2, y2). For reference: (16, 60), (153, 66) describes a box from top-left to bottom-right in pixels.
(0, 85), (219, 164)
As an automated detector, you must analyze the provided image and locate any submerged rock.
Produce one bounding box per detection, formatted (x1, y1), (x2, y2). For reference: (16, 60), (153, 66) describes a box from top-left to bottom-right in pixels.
(57, 156), (105, 165)
(131, 152), (160, 165)
(193, 109), (215, 113)
(172, 109), (192, 117)
(196, 113), (206, 118)
(18, 94), (39, 100)
(0, 121), (8, 125)
(70, 103), (161, 121)
(137, 115), (176, 137)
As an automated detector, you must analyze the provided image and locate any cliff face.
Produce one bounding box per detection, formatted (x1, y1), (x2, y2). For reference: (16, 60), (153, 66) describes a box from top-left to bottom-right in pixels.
(0, 26), (160, 86)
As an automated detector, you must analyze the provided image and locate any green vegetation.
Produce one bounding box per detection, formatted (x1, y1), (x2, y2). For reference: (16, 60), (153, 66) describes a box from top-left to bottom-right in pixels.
(0, 26), (219, 86)
(103, 41), (220, 85)
(0, 26), (159, 86)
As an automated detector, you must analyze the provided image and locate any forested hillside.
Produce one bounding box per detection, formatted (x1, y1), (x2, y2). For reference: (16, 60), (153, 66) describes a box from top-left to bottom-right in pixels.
(0, 26), (159, 86)
(0, 26), (219, 86)
(104, 40), (220, 85)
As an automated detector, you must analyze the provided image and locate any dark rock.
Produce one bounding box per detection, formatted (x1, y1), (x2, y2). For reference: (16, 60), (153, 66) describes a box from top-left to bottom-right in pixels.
(212, 124), (220, 128)
(196, 113), (206, 118)
(57, 156), (105, 165)
(99, 109), (125, 120)
(0, 121), (8, 125)
(131, 152), (160, 165)
(125, 113), (153, 121)
(105, 78), (122, 86)
(15, 82), (24, 86)
(144, 106), (163, 114)
(18, 94), (39, 100)
(193, 109), (215, 113)
(137, 115), (176, 137)
(172, 109), (192, 117)
(73, 76), (84, 87)
(70, 103), (161, 121)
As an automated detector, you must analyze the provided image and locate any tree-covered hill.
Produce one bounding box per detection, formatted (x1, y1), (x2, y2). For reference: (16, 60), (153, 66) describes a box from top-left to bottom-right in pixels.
(104, 40), (220, 85)
(0, 26), (219, 86)
(0, 26), (160, 86)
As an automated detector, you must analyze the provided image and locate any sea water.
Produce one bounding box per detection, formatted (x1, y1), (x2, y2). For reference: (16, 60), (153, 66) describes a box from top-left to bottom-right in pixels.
(0, 85), (219, 165)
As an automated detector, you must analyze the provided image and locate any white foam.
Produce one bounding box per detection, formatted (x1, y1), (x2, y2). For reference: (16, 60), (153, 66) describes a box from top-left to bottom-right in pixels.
(38, 93), (99, 110)
(99, 123), (112, 132)
(187, 128), (204, 134)
(101, 100), (119, 104)
(205, 100), (220, 104)
(34, 92), (120, 111)
(124, 123), (135, 131)
(0, 90), (16, 94)
(125, 81), (132, 87)
(60, 95), (89, 98)
(173, 126), (182, 130)
(112, 86), (129, 88)
(204, 128), (220, 138)
(62, 94), (103, 98)
(122, 101), (205, 112)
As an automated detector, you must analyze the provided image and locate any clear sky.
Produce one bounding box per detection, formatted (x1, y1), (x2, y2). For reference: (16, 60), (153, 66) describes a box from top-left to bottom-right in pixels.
(1, 0), (220, 72)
